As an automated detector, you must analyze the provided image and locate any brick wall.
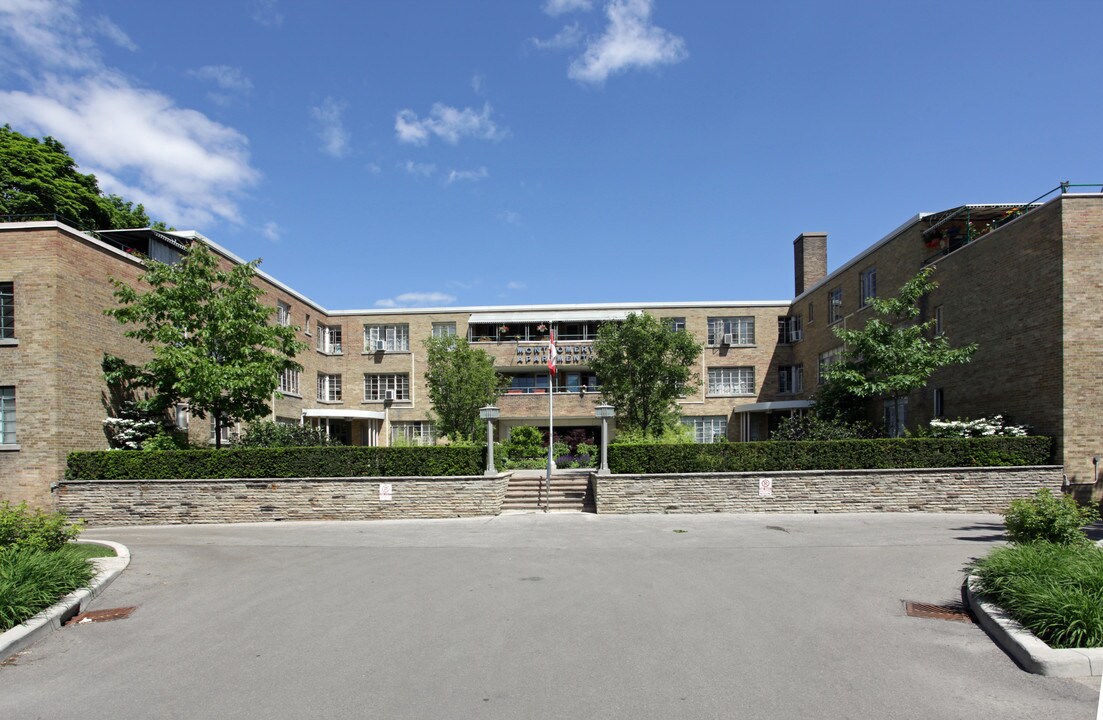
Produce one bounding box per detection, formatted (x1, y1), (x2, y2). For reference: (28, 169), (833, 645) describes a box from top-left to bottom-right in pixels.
(594, 466), (1062, 514)
(57, 473), (510, 525)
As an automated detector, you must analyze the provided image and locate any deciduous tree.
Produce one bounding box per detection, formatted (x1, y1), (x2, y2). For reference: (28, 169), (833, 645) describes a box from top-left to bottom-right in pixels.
(423, 336), (504, 441)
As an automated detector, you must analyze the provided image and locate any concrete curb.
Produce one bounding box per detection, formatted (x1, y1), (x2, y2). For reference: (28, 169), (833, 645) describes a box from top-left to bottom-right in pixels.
(965, 574), (1103, 677)
(0, 539), (131, 662)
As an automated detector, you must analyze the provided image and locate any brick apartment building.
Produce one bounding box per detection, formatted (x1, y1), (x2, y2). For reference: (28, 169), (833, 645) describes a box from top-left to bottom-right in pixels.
(1, 188), (1100, 506)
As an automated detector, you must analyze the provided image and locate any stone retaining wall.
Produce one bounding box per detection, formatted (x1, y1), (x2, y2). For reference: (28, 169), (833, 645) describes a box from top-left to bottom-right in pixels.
(594, 466), (1064, 514)
(57, 474), (511, 526)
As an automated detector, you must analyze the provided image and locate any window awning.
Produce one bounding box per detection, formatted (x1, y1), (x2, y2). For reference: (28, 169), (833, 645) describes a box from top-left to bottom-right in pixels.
(301, 408), (385, 420)
(732, 400), (813, 413)
(468, 309), (632, 324)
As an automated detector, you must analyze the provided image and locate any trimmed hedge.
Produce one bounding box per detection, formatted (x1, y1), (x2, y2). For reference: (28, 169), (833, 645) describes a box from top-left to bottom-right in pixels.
(608, 436), (1054, 474)
(67, 445), (485, 480)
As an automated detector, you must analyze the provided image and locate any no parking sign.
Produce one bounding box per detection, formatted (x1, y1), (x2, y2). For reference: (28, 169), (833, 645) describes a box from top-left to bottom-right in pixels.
(758, 478), (773, 497)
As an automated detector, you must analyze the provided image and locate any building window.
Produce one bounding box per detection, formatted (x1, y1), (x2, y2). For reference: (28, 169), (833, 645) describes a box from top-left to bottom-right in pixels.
(707, 367), (754, 396)
(859, 267), (876, 308)
(884, 397), (908, 438)
(807, 301), (814, 324)
(279, 368), (301, 396)
(174, 403), (189, 431)
(276, 301), (291, 326)
(934, 305), (944, 336)
(0, 387), (15, 444)
(317, 324), (342, 354)
(317, 373), (342, 402)
(667, 317), (686, 333)
(209, 416), (236, 443)
(778, 365), (804, 395)
(432, 322), (456, 339)
(777, 315), (802, 343)
(707, 317), (754, 346)
(391, 421), (435, 446)
(682, 416), (728, 443)
(818, 346), (843, 385)
(933, 388), (945, 418)
(304, 313), (312, 336)
(364, 373), (410, 401)
(828, 287), (842, 324)
(0, 282), (12, 339)
(365, 324), (410, 352)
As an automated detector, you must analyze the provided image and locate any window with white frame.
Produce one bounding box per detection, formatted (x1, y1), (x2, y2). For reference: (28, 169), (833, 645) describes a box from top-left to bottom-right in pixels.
(209, 415), (236, 443)
(778, 365), (804, 394)
(666, 317), (686, 333)
(317, 324), (342, 354)
(884, 397), (908, 437)
(304, 313), (312, 336)
(818, 346), (843, 385)
(859, 267), (876, 307)
(432, 322), (457, 339)
(707, 317), (754, 346)
(276, 300), (291, 326)
(933, 388), (945, 418)
(934, 305), (944, 336)
(279, 368), (301, 396)
(391, 421), (435, 446)
(0, 387), (15, 444)
(365, 324), (410, 352)
(0, 282), (12, 339)
(317, 373), (342, 402)
(828, 287), (843, 324)
(707, 367), (754, 396)
(364, 373), (410, 401)
(777, 315), (802, 343)
(807, 301), (814, 324)
(174, 403), (189, 431)
(682, 415), (728, 443)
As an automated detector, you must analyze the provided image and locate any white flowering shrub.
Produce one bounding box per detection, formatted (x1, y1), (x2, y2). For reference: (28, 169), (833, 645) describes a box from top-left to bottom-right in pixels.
(926, 415), (1029, 438)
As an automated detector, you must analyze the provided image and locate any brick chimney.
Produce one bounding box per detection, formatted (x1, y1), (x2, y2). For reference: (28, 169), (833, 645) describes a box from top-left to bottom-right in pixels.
(793, 232), (827, 296)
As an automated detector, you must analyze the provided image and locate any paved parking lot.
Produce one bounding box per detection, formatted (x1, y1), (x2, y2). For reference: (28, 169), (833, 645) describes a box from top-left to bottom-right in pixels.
(0, 512), (1098, 719)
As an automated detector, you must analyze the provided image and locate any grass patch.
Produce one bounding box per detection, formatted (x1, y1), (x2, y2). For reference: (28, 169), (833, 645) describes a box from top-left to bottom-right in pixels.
(61, 542), (116, 560)
(972, 542), (1103, 649)
(0, 548), (97, 632)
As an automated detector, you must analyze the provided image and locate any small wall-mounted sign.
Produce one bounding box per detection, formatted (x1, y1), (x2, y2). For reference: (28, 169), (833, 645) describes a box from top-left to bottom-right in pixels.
(379, 483), (393, 501)
(758, 478), (773, 497)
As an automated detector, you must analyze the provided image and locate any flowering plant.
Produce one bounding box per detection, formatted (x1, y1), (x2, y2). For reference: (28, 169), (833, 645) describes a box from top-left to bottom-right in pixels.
(499, 325), (509, 332)
(925, 415), (1029, 437)
(536, 324), (547, 332)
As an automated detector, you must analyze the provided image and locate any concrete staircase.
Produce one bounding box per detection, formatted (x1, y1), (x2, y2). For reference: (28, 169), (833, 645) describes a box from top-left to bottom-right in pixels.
(503, 469), (594, 512)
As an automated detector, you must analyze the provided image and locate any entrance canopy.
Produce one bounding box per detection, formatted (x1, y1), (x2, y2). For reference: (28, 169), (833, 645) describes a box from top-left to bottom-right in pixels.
(301, 408), (385, 420)
(732, 400), (813, 413)
(468, 309), (631, 324)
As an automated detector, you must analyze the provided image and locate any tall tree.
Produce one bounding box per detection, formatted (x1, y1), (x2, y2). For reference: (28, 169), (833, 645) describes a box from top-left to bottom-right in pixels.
(105, 244), (306, 447)
(0, 125), (151, 230)
(589, 313), (702, 437)
(423, 335), (503, 441)
(822, 267), (976, 433)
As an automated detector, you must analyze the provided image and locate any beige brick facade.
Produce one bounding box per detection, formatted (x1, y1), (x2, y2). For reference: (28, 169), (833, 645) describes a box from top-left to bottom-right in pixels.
(2, 191), (1101, 506)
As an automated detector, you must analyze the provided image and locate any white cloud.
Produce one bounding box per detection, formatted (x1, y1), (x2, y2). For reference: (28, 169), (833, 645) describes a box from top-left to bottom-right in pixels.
(531, 22), (584, 50)
(395, 102), (507, 145)
(375, 291), (457, 308)
(568, 0), (687, 84)
(190, 65), (253, 93)
(543, 0), (592, 15)
(506, 280), (526, 290)
(261, 221), (281, 242)
(471, 72), (484, 95)
(401, 160), (436, 177)
(311, 97), (350, 159)
(92, 16), (137, 51)
(366, 162), (382, 174)
(498, 210), (521, 225)
(446, 166), (488, 184)
(252, 0), (283, 27)
(0, 73), (260, 227)
(0, 0), (135, 71)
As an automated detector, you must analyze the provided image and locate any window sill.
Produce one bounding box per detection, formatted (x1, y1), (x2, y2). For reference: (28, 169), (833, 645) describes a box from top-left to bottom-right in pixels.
(316, 351), (343, 356)
(316, 399), (344, 405)
(278, 392), (302, 399)
(0, 443), (20, 451)
(0, 339), (17, 347)
(361, 350), (412, 356)
(362, 400), (411, 405)
(706, 393), (756, 398)
(708, 344), (756, 349)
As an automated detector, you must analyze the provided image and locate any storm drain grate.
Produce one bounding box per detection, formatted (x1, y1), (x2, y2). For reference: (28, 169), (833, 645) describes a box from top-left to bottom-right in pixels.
(903, 600), (972, 623)
(64, 606), (137, 626)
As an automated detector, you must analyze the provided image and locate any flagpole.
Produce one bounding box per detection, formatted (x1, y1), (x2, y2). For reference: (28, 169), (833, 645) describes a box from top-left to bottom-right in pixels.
(546, 327), (555, 513)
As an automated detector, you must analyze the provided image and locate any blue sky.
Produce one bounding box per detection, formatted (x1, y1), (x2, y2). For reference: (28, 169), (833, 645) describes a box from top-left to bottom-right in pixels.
(1, 0), (1100, 310)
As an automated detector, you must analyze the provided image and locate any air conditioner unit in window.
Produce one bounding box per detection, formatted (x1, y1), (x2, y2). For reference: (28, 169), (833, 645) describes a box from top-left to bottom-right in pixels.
(384, 389), (396, 401)
(372, 340), (386, 351)
(722, 333), (736, 346)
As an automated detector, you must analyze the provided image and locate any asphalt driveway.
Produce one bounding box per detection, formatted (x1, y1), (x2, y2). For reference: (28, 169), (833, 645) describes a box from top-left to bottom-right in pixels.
(0, 512), (1098, 719)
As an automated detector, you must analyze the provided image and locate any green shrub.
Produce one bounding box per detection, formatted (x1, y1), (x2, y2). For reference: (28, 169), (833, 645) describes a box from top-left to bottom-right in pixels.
(67, 445), (484, 480)
(608, 436), (1053, 474)
(0, 502), (84, 552)
(972, 542), (1103, 648)
(770, 414), (876, 440)
(501, 458), (548, 470)
(504, 426), (544, 459)
(232, 421), (341, 447)
(0, 547), (96, 631)
(141, 431), (190, 451)
(613, 423), (695, 445)
(1003, 488), (1099, 546)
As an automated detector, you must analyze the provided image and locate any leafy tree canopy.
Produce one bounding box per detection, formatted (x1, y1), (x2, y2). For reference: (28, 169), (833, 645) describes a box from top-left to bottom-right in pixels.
(0, 125), (153, 230)
(105, 244), (307, 447)
(589, 312), (702, 438)
(423, 335), (505, 442)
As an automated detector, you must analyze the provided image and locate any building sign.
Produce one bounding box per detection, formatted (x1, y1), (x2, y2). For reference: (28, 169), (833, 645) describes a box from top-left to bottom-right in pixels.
(514, 343), (593, 366)
(379, 483), (392, 501)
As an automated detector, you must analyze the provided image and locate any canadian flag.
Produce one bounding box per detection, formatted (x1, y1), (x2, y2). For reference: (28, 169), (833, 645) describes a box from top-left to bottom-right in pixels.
(547, 330), (558, 376)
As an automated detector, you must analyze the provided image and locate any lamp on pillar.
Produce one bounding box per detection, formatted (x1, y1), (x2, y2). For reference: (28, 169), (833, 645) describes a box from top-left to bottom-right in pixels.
(594, 403), (615, 476)
(479, 405), (501, 476)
